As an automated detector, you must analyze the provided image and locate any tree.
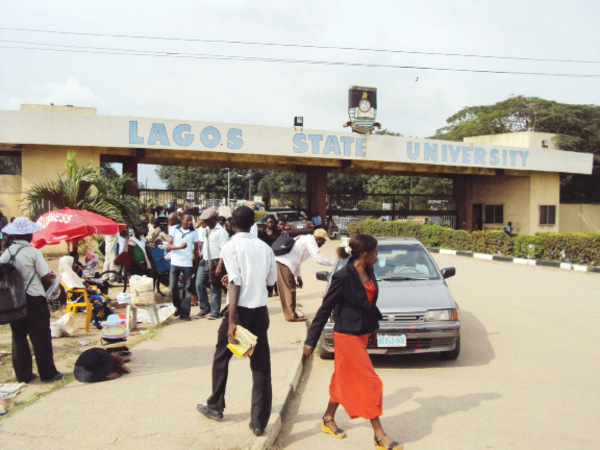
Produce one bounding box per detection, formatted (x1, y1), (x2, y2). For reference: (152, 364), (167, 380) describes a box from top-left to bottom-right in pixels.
(22, 151), (142, 225)
(155, 166), (261, 199)
(433, 96), (600, 202)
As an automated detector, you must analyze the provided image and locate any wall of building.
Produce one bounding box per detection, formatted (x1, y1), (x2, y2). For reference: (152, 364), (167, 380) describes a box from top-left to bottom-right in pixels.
(528, 172), (560, 234)
(472, 175), (531, 234)
(0, 174), (22, 219)
(21, 145), (101, 194)
(560, 204), (600, 233)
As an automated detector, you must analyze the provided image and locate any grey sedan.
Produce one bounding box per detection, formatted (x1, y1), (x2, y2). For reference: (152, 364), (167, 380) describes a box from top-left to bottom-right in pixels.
(315, 237), (461, 359)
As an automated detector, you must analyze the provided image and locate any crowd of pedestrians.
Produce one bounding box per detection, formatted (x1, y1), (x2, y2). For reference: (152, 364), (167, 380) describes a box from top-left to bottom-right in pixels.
(1, 205), (401, 448)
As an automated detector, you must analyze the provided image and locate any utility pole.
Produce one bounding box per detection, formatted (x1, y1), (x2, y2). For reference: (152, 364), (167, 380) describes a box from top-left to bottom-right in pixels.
(248, 169), (252, 201)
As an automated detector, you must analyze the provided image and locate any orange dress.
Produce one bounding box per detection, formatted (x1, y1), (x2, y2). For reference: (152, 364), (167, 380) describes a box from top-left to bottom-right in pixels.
(329, 279), (383, 419)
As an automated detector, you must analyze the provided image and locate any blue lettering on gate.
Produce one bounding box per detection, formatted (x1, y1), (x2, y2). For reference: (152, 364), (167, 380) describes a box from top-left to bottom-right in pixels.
(340, 136), (354, 156)
(441, 145), (448, 162)
(148, 123), (170, 146)
(293, 133), (308, 153)
(448, 145), (461, 163)
(227, 129), (243, 149)
(308, 134), (324, 154)
(173, 124), (194, 146)
(474, 147), (486, 165)
(407, 142), (420, 160)
(490, 149), (500, 166)
(462, 147), (472, 164)
(200, 126), (220, 148)
(129, 121), (144, 145)
(356, 138), (366, 157)
(424, 143), (437, 162)
(323, 135), (341, 155)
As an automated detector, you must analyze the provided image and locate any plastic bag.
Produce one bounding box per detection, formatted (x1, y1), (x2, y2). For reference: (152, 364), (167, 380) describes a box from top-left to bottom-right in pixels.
(50, 312), (76, 338)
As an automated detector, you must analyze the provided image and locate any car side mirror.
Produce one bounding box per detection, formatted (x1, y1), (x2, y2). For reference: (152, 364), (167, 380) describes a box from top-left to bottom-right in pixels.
(316, 271), (329, 281)
(441, 267), (456, 279)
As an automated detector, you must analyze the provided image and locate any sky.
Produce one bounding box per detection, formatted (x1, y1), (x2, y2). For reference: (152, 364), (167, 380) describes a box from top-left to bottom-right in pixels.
(1, 1), (599, 188)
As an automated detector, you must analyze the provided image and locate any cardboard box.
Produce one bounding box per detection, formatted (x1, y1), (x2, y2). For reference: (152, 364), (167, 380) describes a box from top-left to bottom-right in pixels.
(227, 325), (257, 358)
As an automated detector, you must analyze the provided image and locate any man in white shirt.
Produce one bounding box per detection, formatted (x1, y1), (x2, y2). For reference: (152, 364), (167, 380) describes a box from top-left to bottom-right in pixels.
(275, 228), (334, 322)
(166, 213), (199, 321)
(195, 208), (229, 320)
(0, 217), (64, 382)
(197, 206), (277, 437)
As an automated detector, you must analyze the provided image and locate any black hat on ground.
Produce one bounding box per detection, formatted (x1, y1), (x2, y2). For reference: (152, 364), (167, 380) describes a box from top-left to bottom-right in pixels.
(74, 348), (119, 383)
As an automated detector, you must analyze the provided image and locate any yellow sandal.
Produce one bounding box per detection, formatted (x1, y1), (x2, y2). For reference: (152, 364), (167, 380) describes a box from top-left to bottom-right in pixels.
(321, 416), (346, 439)
(375, 433), (403, 450)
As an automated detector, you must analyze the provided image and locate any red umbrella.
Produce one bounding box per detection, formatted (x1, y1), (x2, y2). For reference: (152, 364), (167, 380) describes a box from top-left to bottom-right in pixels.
(31, 208), (126, 249)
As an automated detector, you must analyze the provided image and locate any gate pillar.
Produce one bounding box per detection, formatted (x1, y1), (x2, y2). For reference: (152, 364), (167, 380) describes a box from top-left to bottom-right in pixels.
(453, 175), (474, 231)
(304, 166), (328, 223)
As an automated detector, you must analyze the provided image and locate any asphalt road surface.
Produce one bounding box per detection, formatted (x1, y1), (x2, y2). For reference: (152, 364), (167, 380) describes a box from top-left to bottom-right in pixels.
(275, 252), (600, 449)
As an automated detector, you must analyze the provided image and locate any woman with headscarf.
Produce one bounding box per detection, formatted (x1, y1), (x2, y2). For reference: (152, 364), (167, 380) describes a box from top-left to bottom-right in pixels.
(127, 222), (151, 277)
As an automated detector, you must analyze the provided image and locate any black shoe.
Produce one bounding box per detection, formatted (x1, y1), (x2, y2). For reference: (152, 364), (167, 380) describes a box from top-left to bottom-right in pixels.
(174, 308), (180, 317)
(197, 404), (223, 420)
(21, 373), (38, 383)
(249, 423), (265, 436)
(179, 316), (191, 321)
(42, 372), (65, 382)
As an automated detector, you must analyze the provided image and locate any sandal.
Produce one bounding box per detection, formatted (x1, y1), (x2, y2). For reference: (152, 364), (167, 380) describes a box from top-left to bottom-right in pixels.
(375, 433), (403, 450)
(321, 416), (346, 439)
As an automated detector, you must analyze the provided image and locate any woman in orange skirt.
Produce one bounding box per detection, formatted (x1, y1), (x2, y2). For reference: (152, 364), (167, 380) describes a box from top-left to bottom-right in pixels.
(304, 234), (403, 450)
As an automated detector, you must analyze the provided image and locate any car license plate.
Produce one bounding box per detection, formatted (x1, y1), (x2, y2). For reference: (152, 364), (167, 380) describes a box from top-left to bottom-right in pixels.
(296, 224), (304, 229)
(377, 334), (406, 347)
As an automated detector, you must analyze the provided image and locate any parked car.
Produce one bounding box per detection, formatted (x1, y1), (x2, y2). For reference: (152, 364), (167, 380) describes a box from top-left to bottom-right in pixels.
(315, 237), (460, 359)
(259, 210), (315, 236)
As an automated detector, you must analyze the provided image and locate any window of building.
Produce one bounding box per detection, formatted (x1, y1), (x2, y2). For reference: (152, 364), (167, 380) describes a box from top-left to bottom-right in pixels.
(539, 205), (556, 225)
(0, 151), (22, 175)
(484, 205), (504, 224)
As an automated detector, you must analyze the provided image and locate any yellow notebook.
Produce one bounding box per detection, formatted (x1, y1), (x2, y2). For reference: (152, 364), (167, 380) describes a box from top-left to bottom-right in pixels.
(227, 325), (258, 358)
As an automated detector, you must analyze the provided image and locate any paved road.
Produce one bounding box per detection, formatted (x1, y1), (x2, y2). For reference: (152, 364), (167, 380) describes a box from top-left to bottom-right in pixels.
(276, 253), (600, 449)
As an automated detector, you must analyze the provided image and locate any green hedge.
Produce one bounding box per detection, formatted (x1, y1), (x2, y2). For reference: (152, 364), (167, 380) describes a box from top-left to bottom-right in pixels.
(347, 219), (600, 265)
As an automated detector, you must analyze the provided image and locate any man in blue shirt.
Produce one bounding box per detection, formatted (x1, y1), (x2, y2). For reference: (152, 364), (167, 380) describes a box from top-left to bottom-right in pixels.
(166, 213), (199, 321)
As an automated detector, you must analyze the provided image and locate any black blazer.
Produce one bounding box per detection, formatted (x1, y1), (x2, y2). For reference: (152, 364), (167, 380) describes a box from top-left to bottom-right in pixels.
(305, 260), (382, 348)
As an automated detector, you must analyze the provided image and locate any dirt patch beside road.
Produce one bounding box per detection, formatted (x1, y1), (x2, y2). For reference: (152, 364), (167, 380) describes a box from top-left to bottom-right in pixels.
(0, 255), (170, 415)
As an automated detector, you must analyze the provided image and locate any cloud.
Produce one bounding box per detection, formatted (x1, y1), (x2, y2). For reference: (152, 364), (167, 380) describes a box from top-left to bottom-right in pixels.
(42, 78), (103, 108)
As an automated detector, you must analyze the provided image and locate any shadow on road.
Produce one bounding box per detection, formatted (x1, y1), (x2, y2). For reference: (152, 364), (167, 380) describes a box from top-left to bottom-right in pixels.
(380, 389), (502, 445)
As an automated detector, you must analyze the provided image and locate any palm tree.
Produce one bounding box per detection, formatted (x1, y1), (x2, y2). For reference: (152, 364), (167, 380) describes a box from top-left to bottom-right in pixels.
(22, 151), (142, 225)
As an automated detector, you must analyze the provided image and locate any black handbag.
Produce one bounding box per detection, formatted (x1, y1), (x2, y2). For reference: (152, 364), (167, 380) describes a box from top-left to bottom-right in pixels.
(271, 235), (296, 256)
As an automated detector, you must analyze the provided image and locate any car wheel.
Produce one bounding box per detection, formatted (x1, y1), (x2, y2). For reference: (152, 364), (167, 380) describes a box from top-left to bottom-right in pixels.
(441, 336), (460, 360)
(317, 337), (334, 360)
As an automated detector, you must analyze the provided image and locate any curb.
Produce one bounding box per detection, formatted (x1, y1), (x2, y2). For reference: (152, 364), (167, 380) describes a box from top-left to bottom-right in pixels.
(252, 321), (308, 450)
(427, 247), (598, 273)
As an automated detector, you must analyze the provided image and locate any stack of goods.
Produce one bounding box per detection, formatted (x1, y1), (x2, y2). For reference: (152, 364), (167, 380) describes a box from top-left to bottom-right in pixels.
(99, 314), (129, 344)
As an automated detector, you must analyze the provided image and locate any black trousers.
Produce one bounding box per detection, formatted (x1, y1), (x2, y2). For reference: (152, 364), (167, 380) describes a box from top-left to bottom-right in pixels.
(10, 294), (58, 382)
(206, 305), (272, 429)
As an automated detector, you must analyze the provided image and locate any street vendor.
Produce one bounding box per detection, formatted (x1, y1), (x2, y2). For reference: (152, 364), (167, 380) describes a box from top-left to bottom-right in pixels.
(0, 217), (65, 383)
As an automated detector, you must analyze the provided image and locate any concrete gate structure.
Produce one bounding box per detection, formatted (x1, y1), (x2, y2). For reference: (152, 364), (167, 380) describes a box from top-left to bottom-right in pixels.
(0, 104), (594, 239)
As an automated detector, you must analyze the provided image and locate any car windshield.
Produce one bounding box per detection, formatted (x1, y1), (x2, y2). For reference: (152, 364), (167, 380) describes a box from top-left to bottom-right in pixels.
(277, 211), (307, 222)
(333, 244), (439, 280)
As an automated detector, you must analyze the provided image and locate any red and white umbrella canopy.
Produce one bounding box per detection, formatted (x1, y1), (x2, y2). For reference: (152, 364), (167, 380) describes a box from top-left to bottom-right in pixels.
(31, 208), (126, 248)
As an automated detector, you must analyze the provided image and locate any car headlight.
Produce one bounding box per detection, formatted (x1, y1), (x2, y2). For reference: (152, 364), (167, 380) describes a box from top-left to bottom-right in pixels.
(424, 309), (458, 321)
